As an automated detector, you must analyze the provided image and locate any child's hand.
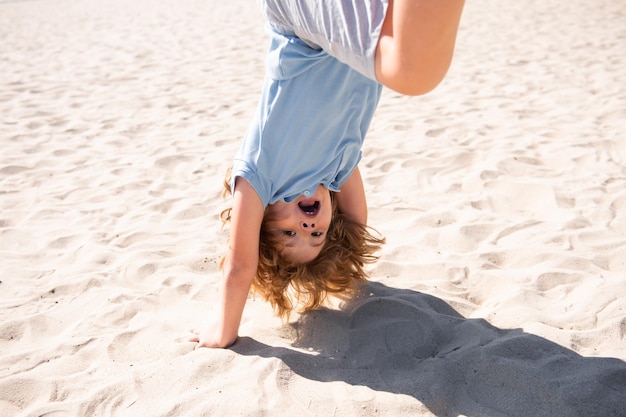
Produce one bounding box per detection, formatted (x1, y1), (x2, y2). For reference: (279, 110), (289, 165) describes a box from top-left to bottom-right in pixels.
(189, 322), (237, 349)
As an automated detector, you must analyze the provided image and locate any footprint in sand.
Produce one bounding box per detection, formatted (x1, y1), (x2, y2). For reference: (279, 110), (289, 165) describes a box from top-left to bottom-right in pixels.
(0, 165), (30, 175)
(107, 330), (143, 363)
(0, 378), (48, 417)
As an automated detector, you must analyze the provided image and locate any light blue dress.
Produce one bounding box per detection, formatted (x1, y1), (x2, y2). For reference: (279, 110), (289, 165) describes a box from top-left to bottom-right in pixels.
(232, 3), (386, 207)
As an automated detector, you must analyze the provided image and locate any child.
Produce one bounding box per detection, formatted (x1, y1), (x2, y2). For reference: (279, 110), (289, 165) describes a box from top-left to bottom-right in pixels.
(191, 0), (465, 349)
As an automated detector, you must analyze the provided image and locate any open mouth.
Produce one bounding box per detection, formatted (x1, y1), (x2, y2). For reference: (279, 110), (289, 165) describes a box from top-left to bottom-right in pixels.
(298, 200), (320, 216)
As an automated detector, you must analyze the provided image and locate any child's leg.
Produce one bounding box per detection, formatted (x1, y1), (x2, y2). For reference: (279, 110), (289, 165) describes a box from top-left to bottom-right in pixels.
(257, 0), (464, 95)
(375, 0), (465, 95)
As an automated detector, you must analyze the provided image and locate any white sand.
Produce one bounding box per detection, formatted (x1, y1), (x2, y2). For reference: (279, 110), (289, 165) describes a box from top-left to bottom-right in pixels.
(1, 0), (625, 416)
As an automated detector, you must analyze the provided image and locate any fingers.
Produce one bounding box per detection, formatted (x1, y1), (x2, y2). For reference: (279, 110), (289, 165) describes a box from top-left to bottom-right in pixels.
(188, 330), (204, 350)
(188, 331), (213, 349)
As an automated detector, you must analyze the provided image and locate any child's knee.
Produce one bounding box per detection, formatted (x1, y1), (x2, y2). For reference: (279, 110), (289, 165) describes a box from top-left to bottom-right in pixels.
(374, 0), (464, 95)
(375, 50), (449, 96)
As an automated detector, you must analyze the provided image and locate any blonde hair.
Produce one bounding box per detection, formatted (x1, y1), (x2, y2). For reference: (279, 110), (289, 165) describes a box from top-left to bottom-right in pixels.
(220, 168), (385, 318)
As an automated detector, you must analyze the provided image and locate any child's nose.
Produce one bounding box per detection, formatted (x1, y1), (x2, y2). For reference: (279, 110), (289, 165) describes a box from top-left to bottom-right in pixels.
(301, 221), (316, 229)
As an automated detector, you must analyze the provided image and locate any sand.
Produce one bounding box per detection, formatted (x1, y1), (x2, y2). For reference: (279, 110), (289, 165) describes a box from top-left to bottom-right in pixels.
(1, 0), (625, 416)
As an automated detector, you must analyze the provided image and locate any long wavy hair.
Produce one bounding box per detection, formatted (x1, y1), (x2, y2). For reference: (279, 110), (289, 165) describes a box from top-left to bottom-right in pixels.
(220, 167), (385, 318)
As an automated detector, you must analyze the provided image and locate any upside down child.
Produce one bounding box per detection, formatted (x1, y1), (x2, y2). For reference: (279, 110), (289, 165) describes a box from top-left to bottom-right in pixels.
(191, 0), (465, 348)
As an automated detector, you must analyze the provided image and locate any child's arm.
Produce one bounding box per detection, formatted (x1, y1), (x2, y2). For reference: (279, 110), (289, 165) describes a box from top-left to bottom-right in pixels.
(192, 178), (264, 348)
(336, 166), (368, 225)
(375, 0), (465, 95)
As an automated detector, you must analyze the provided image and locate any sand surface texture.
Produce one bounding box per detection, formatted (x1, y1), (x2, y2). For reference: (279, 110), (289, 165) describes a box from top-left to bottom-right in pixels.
(1, 0), (625, 416)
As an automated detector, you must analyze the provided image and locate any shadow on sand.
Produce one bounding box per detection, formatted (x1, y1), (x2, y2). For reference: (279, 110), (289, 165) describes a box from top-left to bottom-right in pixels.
(231, 281), (626, 417)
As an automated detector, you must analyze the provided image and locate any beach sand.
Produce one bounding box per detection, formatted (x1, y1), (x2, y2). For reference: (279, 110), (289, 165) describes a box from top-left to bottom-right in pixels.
(1, 0), (625, 416)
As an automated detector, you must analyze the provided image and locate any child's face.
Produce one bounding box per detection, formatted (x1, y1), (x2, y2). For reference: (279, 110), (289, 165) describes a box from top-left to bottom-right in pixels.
(264, 185), (332, 264)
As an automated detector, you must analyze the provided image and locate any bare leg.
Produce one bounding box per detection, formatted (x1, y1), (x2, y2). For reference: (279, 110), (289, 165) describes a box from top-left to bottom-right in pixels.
(375, 0), (465, 96)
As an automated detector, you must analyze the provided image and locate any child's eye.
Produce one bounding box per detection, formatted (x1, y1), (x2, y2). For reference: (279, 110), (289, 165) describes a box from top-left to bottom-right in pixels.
(283, 230), (296, 237)
(311, 231), (323, 237)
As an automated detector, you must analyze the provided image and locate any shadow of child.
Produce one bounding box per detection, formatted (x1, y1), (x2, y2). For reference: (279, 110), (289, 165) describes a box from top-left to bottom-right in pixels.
(231, 281), (626, 417)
